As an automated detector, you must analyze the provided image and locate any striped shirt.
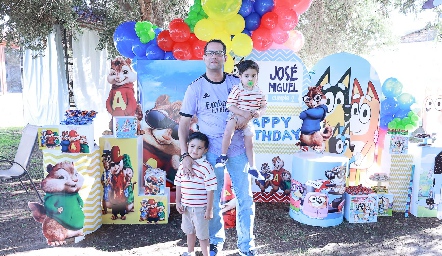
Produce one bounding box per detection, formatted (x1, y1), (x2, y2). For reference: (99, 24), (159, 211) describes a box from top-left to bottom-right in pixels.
(226, 83), (266, 112)
(174, 156), (217, 207)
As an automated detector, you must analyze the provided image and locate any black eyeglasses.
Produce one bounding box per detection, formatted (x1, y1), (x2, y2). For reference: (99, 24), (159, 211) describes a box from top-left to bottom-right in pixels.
(204, 50), (225, 57)
(145, 109), (179, 140)
(302, 94), (322, 103)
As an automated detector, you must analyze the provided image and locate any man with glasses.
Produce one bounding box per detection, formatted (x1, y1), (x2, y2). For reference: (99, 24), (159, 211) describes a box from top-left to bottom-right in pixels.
(178, 39), (258, 256)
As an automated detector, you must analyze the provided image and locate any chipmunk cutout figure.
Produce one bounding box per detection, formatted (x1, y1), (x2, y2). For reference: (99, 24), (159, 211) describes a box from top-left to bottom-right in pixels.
(28, 161), (85, 246)
(105, 56), (144, 135)
(298, 86), (333, 152)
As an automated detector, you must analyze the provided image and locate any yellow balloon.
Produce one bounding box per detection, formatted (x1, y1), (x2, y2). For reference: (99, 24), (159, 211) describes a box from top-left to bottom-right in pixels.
(224, 53), (234, 73)
(194, 19), (215, 41)
(231, 33), (253, 57)
(211, 29), (232, 53)
(202, 0), (242, 21)
(225, 14), (245, 35)
(284, 30), (305, 52)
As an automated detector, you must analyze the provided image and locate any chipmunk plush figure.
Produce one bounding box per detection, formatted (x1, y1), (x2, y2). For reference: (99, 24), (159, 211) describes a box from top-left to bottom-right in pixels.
(28, 161), (85, 246)
(106, 56), (138, 132)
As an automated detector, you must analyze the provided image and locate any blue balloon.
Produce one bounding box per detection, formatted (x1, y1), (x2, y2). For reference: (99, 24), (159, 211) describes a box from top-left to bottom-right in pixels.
(253, 0), (274, 16)
(115, 40), (136, 58)
(154, 27), (163, 36)
(239, 0), (254, 17)
(132, 38), (153, 57)
(382, 77), (403, 98)
(381, 97), (398, 117)
(380, 115), (394, 129)
(245, 12), (261, 31)
(113, 21), (138, 43)
(146, 41), (165, 60)
(393, 108), (410, 119)
(397, 93), (415, 110)
(164, 51), (176, 60)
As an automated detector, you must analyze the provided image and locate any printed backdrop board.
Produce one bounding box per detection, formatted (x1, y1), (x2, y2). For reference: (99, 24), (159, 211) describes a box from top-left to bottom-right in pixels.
(246, 49), (310, 203)
(137, 60), (206, 186)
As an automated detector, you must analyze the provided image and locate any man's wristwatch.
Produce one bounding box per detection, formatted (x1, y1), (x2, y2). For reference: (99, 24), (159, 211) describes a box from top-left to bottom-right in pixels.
(180, 152), (191, 162)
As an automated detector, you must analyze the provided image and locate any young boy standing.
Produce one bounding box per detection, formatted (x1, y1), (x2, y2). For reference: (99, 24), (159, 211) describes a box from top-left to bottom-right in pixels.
(174, 132), (217, 256)
(215, 60), (267, 180)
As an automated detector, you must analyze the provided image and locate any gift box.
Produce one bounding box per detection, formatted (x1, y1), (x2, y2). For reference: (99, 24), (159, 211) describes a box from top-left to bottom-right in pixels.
(344, 193), (378, 223)
(113, 116), (138, 138)
(377, 193), (394, 216)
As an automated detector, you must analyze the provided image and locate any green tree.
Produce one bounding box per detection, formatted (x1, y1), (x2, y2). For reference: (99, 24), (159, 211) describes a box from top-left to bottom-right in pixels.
(297, 0), (441, 67)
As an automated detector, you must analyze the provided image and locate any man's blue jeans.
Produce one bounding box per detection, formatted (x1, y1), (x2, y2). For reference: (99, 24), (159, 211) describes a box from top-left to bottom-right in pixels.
(206, 152), (256, 252)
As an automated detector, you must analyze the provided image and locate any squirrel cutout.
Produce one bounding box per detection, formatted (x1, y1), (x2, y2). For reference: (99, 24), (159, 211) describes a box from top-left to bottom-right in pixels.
(298, 86), (333, 152)
(28, 161), (85, 246)
(104, 56), (144, 135)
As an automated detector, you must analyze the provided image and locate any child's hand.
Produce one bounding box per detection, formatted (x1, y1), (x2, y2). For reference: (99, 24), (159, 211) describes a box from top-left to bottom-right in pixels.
(176, 201), (184, 214)
(204, 208), (213, 220)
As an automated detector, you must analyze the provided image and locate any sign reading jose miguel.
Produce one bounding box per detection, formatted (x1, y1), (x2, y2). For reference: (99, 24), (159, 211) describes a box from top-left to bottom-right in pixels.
(247, 49), (309, 202)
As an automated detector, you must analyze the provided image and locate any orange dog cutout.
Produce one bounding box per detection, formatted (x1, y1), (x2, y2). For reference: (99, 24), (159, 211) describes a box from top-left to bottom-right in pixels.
(348, 79), (380, 185)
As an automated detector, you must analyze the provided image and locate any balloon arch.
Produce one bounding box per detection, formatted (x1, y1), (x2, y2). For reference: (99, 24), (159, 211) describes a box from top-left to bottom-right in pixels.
(113, 0), (312, 72)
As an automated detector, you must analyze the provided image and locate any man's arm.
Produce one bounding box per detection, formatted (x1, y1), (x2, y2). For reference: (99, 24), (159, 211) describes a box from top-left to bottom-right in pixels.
(178, 115), (195, 176)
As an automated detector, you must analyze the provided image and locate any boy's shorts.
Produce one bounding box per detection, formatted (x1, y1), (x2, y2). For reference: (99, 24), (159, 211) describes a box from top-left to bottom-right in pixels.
(181, 206), (209, 240)
(227, 113), (255, 137)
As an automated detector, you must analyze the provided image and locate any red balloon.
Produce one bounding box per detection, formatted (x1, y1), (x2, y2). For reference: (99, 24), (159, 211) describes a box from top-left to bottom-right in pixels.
(173, 42), (192, 60)
(261, 11), (279, 30)
(271, 26), (289, 44)
(277, 8), (298, 31)
(292, 0), (313, 15)
(169, 22), (191, 42)
(192, 39), (207, 60)
(157, 30), (175, 51)
(169, 18), (185, 27)
(251, 27), (273, 51)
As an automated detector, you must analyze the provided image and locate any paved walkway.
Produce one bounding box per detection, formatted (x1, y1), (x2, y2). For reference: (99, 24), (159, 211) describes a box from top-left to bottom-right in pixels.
(0, 93), (25, 128)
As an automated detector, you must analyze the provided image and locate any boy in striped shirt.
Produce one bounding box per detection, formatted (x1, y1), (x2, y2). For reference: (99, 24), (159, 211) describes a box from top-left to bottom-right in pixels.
(215, 60), (267, 181)
(174, 132), (217, 256)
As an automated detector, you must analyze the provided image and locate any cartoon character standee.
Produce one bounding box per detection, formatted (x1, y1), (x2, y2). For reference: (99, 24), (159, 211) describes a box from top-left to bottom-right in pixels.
(318, 67), (353, 158)
(28, 161), (85, 246)
(105, 56), (138, 133)
(348, 79), (380, 185)
(298, 86), (333, 152)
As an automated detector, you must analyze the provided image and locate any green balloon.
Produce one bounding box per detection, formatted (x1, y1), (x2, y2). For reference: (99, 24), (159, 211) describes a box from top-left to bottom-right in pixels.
(405, 124), (414, 131)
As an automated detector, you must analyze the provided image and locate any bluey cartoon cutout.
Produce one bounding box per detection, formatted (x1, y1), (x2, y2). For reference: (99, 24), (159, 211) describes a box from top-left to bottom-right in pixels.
(349, 79), (380, 185)
(318, 67), (353, 158)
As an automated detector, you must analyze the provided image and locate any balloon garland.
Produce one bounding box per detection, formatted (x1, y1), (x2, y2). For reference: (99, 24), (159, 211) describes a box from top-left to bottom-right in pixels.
(379, 77), (418, 132)
(112, 0), (314, 71)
